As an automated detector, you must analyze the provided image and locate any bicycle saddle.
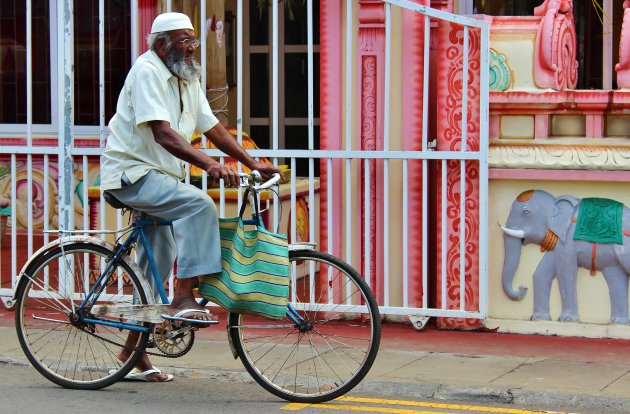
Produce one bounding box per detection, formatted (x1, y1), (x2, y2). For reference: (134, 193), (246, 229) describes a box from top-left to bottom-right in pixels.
(103, 191), (131, 210)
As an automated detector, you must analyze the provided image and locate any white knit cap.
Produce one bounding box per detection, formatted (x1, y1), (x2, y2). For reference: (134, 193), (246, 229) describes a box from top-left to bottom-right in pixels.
(151, 12), (194, 34)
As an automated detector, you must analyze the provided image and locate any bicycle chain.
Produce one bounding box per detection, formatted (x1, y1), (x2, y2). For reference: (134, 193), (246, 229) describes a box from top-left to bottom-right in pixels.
(82, 327), (190, 359)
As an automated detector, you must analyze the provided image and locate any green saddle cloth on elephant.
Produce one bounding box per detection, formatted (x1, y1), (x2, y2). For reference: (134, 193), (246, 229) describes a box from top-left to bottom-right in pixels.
(573, 197), (623, 245)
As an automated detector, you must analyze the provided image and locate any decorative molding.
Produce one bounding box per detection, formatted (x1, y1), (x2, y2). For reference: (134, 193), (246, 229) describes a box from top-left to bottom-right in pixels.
(616, 1), (630, 89)
(533, 0), (578, 90)
(489, 48), (512, 92)
(489, 141), (630, 170)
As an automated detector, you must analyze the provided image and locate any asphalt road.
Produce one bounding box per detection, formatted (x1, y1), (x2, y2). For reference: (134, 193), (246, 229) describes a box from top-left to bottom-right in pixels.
(0, 361), (603, 414)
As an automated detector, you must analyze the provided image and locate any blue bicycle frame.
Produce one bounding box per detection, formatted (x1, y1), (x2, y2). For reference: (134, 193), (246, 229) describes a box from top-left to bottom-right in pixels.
(75, 214), (304, 332)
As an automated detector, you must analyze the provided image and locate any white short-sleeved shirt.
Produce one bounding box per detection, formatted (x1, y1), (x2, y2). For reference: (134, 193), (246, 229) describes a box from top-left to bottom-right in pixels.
(100, 50), (219, 190)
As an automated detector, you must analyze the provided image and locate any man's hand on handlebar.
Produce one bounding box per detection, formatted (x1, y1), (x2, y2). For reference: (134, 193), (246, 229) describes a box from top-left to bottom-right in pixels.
(206, 159), (240, 188)
(251, 162), (285, 181)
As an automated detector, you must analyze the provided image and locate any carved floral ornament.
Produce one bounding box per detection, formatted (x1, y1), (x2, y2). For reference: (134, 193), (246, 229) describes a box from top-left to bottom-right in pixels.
(616, 1), (630, 88)
(533, 0), (578, 90)
(489, 48), (512, 92)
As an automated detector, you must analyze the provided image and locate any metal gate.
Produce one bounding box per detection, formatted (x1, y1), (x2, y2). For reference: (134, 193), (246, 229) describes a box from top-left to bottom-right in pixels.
(0, 0), (488, 326)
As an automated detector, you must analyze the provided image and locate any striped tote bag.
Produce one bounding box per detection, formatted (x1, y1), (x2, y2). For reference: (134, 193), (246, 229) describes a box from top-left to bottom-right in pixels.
(198, 218), (290, 320)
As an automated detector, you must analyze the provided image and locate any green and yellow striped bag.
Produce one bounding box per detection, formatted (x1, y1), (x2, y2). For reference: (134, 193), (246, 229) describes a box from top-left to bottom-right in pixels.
(198, 217), (290, 320)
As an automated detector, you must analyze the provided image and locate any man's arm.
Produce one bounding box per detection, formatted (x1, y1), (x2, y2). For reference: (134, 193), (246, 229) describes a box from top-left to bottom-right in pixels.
(149, 120), (240, 187)
(204, 123), (284, 180)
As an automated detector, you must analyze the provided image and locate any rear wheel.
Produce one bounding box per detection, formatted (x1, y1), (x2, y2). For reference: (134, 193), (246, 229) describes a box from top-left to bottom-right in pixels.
(14, 242), (150, 389)
(229, 250), (381, 403)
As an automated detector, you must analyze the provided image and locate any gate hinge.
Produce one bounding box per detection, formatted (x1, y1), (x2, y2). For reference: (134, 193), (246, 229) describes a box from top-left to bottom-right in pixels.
(408, 315), (431, 331)
(1, 296), (16, 311)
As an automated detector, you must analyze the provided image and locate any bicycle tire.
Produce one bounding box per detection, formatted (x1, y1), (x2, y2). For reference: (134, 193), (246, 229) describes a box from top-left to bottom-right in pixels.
(14, 241), (151, 390)
(229, 250), (381, 403)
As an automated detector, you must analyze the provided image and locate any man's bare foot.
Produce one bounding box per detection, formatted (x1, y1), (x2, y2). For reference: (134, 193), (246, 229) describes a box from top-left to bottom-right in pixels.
(169, 297), (218, 322)
(170, 277), (218, 323)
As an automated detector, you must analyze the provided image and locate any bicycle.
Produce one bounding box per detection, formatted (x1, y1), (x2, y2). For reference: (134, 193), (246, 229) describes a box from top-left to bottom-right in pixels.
(13, 171), (381, 403)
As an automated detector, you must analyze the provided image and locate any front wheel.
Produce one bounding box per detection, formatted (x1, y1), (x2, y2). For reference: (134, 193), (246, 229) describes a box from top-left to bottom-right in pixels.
(14, 242), (151, 390)
(229, 250), (381, 403)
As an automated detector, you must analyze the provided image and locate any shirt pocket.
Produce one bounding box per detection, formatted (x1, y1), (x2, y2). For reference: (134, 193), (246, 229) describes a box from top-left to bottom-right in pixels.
(178, 111), (197, 142)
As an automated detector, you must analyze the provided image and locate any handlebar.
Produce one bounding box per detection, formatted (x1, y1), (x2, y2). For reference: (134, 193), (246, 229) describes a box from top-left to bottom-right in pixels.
(239, 171), (281, 192)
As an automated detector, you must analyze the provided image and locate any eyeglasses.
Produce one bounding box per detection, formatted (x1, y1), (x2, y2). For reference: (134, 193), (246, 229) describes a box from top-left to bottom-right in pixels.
(178, 38), (200, 48)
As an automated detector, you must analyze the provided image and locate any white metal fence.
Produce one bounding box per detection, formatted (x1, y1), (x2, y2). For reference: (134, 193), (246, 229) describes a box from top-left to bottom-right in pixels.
(0, 0), (488, 323)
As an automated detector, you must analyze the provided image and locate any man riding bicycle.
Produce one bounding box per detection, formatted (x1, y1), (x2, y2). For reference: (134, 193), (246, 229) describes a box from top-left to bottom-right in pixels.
(100, 12), (282, 382)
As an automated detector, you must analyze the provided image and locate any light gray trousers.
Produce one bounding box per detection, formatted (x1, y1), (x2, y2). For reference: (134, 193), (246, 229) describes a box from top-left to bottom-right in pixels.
(108, 170), (222, 301)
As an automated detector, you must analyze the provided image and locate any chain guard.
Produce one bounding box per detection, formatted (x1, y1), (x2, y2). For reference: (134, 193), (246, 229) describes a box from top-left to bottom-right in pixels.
(151, 321), (195, 358)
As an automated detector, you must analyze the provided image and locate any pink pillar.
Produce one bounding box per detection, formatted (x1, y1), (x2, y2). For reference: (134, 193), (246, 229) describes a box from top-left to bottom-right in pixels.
(319, 0), (344, 263)
(138, 0), (158, 54)
(402, 0), (430, 308)
(357, 0), (386, 303)
(435, 20), (482, 330)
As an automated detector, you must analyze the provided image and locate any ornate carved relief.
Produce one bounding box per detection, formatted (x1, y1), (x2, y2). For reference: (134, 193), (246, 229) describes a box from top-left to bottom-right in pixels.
(533, 0), (578, 90)
(489, 48), (512, 92)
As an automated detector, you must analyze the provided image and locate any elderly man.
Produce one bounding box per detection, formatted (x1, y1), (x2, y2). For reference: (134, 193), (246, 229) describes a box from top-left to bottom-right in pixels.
(101, 12), (281, 381)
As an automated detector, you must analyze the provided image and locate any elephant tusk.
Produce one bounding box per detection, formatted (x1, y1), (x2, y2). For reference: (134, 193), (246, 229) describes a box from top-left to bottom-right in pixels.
(500, 225), (525, 239)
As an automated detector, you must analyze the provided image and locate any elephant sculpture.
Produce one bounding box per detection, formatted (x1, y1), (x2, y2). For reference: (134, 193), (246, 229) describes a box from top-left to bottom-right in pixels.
(501, 189), (630, 324)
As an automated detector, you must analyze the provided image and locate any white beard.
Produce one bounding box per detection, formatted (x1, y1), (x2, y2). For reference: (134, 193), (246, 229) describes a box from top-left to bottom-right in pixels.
(166, 48), (201, 82)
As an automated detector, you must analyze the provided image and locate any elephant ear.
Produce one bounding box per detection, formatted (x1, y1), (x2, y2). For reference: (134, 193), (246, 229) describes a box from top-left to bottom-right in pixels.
(547, 195), (579, 243)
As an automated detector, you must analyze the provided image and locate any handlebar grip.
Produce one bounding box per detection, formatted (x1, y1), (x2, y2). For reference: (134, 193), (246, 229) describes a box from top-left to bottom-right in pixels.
(239, 171), (281, 191)
(254, 173), (281, 190)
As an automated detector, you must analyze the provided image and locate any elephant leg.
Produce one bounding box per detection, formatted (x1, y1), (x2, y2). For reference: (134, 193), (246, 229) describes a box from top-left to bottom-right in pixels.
(556, 259), (579, 322)
(531, 254), (556, 321)
(602, 266), (630, 324)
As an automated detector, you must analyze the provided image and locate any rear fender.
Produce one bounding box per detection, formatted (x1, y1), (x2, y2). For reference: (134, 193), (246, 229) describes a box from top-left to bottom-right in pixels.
(13, 235), (156, 304)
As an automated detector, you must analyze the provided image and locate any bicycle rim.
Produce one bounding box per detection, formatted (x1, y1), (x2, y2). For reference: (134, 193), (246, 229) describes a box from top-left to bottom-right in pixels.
(229, 250), (381, 403)
(15, 242), (150, 389)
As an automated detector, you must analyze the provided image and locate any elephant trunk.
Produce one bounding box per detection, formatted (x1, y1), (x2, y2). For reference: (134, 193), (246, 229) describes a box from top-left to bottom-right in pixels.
(501, 231), (528, 300)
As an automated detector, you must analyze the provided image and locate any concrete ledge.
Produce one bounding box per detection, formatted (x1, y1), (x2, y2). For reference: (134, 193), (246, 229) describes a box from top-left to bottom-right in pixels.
(485, 318), (630, 340)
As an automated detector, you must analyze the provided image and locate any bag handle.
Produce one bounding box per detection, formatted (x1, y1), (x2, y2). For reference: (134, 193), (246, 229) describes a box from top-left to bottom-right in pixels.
(238, 188), (260, 220)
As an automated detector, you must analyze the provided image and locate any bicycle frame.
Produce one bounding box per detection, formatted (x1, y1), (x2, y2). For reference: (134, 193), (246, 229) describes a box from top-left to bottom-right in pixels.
(75, 212), (305, 333)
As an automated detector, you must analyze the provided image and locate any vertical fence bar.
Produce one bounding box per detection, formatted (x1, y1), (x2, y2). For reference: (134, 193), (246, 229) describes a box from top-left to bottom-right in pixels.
(99, 0), (106, 237)
(83, 157), (89, 233)
(441, 159), (447, 310)
(478, 22), (490, 317)
(402, 159), (408, 307)
(364, 159), (371, 289)
(290, 158), (297, 302)
(236, 0), (243, 211)
(26, 0), (34, 258)
(327, 158), (333, 303)
(131, 0), (139, 60)
(421, 14), (430, 308)
(383, 3), (391, 307)
(271, 0), (279, 231)
(306, 0), (316, 302)
(200, 0), (208, 195)
(43, 155), (50, 286)
(459, 26), (469, 310)
(58, 0), (74, 234)
(11, 155), (17, 288)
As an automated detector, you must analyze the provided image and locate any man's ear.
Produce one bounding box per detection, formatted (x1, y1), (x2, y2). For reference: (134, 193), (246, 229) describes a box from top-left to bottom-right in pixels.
(155, 38), (168, 59)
